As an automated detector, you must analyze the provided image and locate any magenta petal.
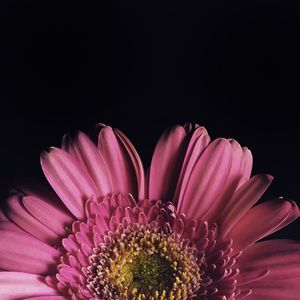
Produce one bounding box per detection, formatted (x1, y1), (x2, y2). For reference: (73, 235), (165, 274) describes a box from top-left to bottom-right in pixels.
(61, 133), (84, 162)
(0, 210), (8, 221)
(98, 126), (141, 197)
(22, 297), (67, 300)
(22, 195), (74, 236)
(218, 174), (273, 237)
(237, 269), (270, 286)
(226, 139), (244, 183)
(173, 126), (210, 205)
(272, 200), (300, 232)
(0, 230), (60, 274)
(204, 139), (245, 222)
(238, 147), (253, 188)
(5, 195), (59, 243)
(0, 221), (25, 232)
(149, 125), (189, 202)
(72, 132), (113, 196)
(0, 272), (58, 299)
(229, 199), (300, 251)
(114, 129), (145, 199)
(177, 138), (232, 219)
(41, 147), (97, 219)
(238, 239), (300, 280)
(246, 278), (300, 300)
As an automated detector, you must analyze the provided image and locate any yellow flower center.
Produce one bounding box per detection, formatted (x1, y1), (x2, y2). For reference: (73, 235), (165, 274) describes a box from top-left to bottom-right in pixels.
(121, 252), (174, 297)
(87, 225), (201, 300)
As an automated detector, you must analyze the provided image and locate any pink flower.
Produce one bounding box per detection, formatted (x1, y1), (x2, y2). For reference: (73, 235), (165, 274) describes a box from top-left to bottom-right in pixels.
(0, 123), (299, 300)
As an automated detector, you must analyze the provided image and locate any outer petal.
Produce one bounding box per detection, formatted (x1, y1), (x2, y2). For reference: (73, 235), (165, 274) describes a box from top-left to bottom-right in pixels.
(246, 278), (300, 300)
(98, 126), (143, 198)
(41, 147), (97, 219)
(237, 269), (270, 286)
(238, 147), (253, 188)
(22, 195), (74, 236)
(114, 128), (145, 199)
(218, 174), (273, 237)
(204, 139), (246, 222)
(177, 138), (232, 219)
(69, 132), (113, 196)
(238, 240), (300, 281)
(0, 272), (59, 299)
(229, 199), (300, 251)
(0, 210), (8, 221)
(148, 125), (189, 202)
(173, 126), (210, 205)
(5, 195), (59, 243)
(0, 221), (25, 232)
(0, 230), (60, 274)
(22, 297), (67, 300)
(61, 133), (82, 161)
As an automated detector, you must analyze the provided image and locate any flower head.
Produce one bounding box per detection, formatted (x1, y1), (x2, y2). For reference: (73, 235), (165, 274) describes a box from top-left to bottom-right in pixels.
(0, 124), (299, 299)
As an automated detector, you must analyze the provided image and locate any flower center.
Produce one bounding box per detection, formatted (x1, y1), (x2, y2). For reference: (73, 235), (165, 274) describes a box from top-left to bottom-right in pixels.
(121, 252), (174, 296)
(87, 224), (201, 300)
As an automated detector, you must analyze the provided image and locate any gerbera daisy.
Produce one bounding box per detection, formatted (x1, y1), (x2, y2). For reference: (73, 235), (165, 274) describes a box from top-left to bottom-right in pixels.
(0, 123), (299, 300)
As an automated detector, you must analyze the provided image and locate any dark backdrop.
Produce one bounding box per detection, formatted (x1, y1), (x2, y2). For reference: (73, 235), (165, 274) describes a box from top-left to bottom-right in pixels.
(0, 0), (299, 240)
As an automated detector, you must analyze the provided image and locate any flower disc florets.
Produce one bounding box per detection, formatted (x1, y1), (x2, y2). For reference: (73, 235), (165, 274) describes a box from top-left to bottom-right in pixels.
(87, 224), (201, 300)
(48, 195), (245, 299)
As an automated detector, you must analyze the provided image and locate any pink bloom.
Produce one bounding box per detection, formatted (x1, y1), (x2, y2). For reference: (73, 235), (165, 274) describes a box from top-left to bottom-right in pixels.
(0, 123), (299, 300)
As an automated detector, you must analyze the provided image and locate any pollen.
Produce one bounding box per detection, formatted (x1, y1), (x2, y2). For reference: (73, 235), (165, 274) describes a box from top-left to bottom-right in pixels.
(87, 224), (201, 300)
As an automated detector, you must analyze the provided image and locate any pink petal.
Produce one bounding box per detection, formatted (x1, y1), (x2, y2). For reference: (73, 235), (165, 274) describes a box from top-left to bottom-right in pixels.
(22, 195), (74, 236)
(58, 264), (81, 283)
(229, 199), (300, 252)
(218, 174), (273, 237)
(0, 230), (59, 274)
(114, 129), (145, 199)
(177, 138), (232, 219)
(98, 126), (142, 197)
(238, 239), (300, 280)
(204, 139), (245, 222)
(272, 200), (300, 232)
(246, 278), (300, 300)
(5, 195), (59, 243)
(41, 147), (97, 219)
(238, 147), (253, 188)
(173, 126), (210, 205)
(237, 269), (270, 286)
(71, 132), (113, 196)
(16, 183), (61, 205)
(0, 210), (8, 221)
(0, 221), (24, 232)
(0, 272), (58, 299)
(148, 125), (189, 202)
(61, 133), (78, 158)
(22, 297), (66, 300)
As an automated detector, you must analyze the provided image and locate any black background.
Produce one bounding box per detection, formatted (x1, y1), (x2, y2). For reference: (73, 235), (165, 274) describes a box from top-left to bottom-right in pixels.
(0, 0), (299, 240)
